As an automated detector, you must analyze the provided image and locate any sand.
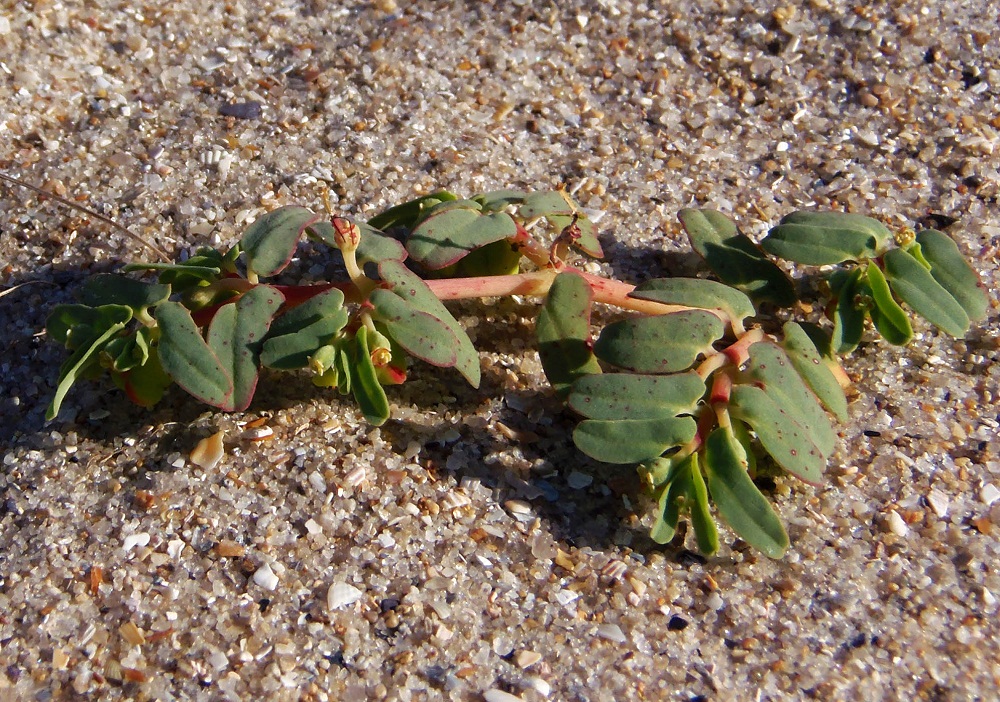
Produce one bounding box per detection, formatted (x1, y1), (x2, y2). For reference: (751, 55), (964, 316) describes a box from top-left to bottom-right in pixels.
(1, 1), (998, 700)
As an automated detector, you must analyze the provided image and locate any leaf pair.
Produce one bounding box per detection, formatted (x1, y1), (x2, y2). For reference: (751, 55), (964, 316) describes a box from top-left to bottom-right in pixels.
(762, 211), (892, 265)
(157, 285), (283, 412)
(882, 229), (986, 336)
(827, 232), (986, 352)
(679, 209), (796, 306)
(731, 340), (836, 484)
(397, 189), (603, 278)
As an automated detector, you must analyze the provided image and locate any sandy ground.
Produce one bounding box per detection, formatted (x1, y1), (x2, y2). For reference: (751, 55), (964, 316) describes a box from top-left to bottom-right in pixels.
(1, 1), (999, 700)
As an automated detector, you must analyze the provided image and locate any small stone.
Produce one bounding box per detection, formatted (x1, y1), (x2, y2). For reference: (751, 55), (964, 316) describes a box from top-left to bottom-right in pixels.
(525, 676), (552, 697)
(123, 532), (150, 551)
(190, 431), (225, 470)
(554, 589), (579, 606)
(52, 648), (69, 669)
(166, 539), (185, 559)
(515, 650), (542, 669)
(253, 562), (280, 591)
(214, 540), (245, 558)
(926, 489), (950, 517)
(566, 471), (593, 489)
(980, 483), (1000, 506)
(596, 623), (627, 643)
(327, 582), (363, 610)
(119, 621), (146, 646)
(667, 615), (689, 631)
(484, 691), (524, 702)
(219, 101), (263, 119)
(504, 499), (532, 515)
(887, 511), (909, 537)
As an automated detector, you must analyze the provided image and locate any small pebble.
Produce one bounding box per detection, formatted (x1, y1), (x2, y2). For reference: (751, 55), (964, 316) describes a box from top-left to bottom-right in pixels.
(123, 532), (150, 551)
(327, 582), (363, 610)
(566, 470), (593, 489)
(887, 511), (909, 537)
(980, 483), (1000, 506)
(515, 650), (542, 669)
(219, 101), (263, 119)
(484, 691), (524, 702)
(253, 562), (279, 591)
(190, 431), (225, 470)
(596, 623), (627, 643)
(524, 676), (552, 697)
(926, 489), (950, 517)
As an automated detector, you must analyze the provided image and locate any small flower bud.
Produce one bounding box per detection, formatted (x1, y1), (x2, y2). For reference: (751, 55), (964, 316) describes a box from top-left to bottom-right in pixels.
(894, 226), (916, 248)
(332, 217), (361, 253)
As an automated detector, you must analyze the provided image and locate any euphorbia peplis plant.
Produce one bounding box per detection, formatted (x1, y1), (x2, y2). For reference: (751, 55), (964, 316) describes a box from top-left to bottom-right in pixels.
(33, 183), (987, 558)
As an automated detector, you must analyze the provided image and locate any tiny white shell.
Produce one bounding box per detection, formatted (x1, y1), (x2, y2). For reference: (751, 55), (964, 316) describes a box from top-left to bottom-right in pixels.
(327, 582), (363, 610)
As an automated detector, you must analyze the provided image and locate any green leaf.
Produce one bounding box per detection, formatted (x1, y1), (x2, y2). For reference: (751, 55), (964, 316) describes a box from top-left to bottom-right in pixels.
(80, 274), (171, 314)
(267, 288), (347, 338)
(473, 189), (527, 213)
(883, 248), (970, 337)
(729, 384), (825, 484)
(242, 206), (319, 278)
(573, 416), (697, 464)
(742, 340), (836, 457)
(865, 262), (913, 346)
(830, 267), (866, 354)
(762, 211), (891, 265)
(650, 473), (684, 545)
(123, 250), (223, 289)
(102, 334), (147, 372)
(350, 326), (390, 426)
(46, 321), (128, 420)
(780, 322), (848, 422)
(914, 229), (988, 322)
(594, 309), (724, 374)
(366, 191), (458, 232)
(370, 288), (459, 368)
(259, 288), (348, 372)
(121, 352), (172, 408)
(46, 304), (133, 348)
(207, 285), (284, 411)
(678, 209), (796, 306)
(378, 260), (480, 387)
(422, 199), (483, 216)
(630, 277), (755, 330)
(454, 239), (522, 277)
(407, 208), (518, 270)
(687, 453), (719, 556)
(536, 271), (602, 394)
(518, 190), (577, 219)
(309, 219), (408, 265)
(568, 371), (705, 420)
(703, 426), (788, 558)
(155, 302), (233, 408)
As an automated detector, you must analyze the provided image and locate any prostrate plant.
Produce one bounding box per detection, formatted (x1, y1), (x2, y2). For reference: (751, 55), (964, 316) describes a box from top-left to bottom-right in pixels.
(37, 185), (987, 558)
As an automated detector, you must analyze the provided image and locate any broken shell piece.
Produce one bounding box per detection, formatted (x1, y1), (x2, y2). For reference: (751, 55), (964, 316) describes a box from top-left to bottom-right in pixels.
(119, 621), (146, 646)
(242, 426), (274, 441)
(327, 582), (363, 611)
(190, 430), (225, 470)
(343, 466), (366, 487)
(600, 559), (628, 581)
(253, 562), (279, 591)
(484, 691), (524, 702)
(515, 650), (542, 669)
